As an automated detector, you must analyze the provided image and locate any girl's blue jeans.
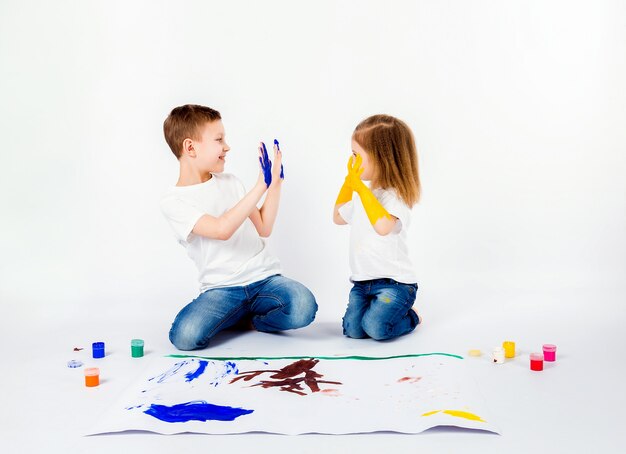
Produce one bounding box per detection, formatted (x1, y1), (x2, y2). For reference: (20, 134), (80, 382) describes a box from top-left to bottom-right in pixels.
(169, 274), (317, 351)
(342, 278), (420, 340)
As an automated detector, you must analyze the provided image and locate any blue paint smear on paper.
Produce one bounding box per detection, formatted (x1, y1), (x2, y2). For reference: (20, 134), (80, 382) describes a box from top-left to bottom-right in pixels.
(149, 359), (209, 384)
(185, 360), (208, 382)
(144, 401), (254, 423)
(209, 360), (239, 387)
(225, 361), (238, 375)
(148, 360), (188, 383)
(125, 405), (143, 410)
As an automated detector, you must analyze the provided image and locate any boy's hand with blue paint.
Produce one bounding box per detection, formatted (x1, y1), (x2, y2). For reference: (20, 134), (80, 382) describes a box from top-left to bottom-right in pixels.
(258, 142), (272, 187)
(258, 140), (284, 187)
(274, 139), (284, 179)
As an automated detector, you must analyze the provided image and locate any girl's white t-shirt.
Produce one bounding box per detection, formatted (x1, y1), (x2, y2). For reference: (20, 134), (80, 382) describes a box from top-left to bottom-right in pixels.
(338, 187), (417, 284)
(160, 173), (281, 292)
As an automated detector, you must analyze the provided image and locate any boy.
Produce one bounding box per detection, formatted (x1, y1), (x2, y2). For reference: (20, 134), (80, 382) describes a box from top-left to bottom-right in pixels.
(160, 104), (317, 350)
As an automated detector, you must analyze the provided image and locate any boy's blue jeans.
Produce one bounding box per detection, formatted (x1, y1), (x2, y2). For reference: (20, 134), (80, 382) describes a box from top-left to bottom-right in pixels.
(342, 278), (420, 340)
(169, 274), (318, 351)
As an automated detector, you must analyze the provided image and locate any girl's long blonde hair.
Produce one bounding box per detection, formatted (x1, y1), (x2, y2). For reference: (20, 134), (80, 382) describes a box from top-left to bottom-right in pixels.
(353, 114), (421, 206)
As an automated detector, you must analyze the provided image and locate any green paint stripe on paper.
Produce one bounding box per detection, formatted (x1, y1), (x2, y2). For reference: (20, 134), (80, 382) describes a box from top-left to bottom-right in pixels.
(167, 352), (463, 361)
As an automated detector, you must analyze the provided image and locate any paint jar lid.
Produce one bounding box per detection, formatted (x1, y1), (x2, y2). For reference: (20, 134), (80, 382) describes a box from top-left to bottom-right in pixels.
(503, 340), (515, 345)
(131, 339), (144, 347)
(492, 347), (504, 353)
(530, 353), (543, 360)
(67, 360), (84, 368)
(92, 342), (104, 348)
(84, 367), (100, 376)
(468, 349), (482, 357)
(542, 344), (557, 352)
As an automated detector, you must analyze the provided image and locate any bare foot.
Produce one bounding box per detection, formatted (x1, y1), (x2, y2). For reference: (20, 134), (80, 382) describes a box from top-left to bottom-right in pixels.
(411, 307), (422, 325)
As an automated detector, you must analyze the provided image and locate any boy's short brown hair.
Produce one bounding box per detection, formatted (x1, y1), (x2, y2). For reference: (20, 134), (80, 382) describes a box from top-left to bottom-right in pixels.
(163, 104), (222, 159)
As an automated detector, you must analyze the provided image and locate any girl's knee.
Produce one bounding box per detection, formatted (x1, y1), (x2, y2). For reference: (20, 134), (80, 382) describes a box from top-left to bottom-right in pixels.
(361, 311), (416, 341)
(362, 323), (391, 341)
(361, 315), (394, 341)
(342, 321), (367, 339)
(342, 308), (367, 338)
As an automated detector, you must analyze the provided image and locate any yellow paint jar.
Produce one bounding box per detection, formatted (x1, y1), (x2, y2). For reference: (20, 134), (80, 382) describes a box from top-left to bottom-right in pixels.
(503, 341), (516, 358)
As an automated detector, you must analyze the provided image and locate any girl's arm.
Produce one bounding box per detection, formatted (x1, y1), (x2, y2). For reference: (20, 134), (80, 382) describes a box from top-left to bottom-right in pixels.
(371, 214), (398, 236)
(355, 185), (397, 235)
(343, 155), (395, 235)
(333, 203), (348, 225)
(333, 170), (352, 225)
(250, 141), (283, 237)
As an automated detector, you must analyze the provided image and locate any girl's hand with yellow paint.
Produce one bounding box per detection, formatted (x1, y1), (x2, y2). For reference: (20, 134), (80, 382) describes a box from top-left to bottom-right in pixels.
(335, 154), (392, 233)
(346, 154), (392, 227)
(334, 155), (360, 206)
(345, 154), (365, 192)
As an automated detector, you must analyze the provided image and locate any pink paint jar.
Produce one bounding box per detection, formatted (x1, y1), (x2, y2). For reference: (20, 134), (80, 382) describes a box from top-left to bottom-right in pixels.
(543, 344), (557, 362)
(530, 353), (543, 371)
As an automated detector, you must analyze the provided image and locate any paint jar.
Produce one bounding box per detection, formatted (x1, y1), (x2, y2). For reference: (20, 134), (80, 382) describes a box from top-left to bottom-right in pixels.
(530, 353), (543, 371)
(84, 367), (100, 387)
(131, 339), (144, 358)
(543, 344), (557, 362)
(92, 342), (105, 359)
(492, 347), (505, 364)
(502, 341), (516, 358)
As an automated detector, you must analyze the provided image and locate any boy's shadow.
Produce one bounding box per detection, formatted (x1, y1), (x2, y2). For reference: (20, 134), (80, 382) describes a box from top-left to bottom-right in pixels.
(208, 319), (341, 348)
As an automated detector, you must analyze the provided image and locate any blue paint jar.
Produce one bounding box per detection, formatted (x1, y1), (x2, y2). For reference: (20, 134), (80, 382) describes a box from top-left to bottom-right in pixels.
(92, 341), (105, 358)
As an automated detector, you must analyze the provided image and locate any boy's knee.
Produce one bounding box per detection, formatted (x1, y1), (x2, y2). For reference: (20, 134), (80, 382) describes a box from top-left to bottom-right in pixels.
(169, 325), (206, 351)
(288, 288), (317, 328)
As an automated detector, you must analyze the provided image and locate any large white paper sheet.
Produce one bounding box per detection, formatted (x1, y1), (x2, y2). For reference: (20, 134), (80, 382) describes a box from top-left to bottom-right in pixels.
(87, 354), (500, 435)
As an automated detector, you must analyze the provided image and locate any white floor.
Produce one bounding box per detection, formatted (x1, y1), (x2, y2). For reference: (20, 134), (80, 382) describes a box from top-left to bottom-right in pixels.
(2, 286), (624, 454)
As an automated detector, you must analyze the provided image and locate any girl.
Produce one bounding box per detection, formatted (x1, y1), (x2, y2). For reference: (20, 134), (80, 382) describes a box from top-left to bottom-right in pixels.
(333, 114), (421, 340)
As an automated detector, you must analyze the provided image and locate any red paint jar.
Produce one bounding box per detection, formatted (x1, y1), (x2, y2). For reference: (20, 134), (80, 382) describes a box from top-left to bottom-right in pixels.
(530, 353), (543, 371)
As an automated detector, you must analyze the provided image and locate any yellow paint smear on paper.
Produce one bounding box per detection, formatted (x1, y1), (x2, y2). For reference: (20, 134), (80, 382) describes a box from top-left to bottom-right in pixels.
(421, 409), (486, 422)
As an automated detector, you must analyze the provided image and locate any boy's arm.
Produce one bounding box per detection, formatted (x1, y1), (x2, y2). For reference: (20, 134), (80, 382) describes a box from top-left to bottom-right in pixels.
(192, 173), (267, 241)
(250, 182), (281, 237)
(250, 141), (283, 237)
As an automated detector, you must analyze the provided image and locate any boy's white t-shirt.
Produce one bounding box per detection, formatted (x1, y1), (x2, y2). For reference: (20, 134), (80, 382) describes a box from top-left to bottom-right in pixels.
(160, 173), (281, 292)
(338, 187), (417, 284)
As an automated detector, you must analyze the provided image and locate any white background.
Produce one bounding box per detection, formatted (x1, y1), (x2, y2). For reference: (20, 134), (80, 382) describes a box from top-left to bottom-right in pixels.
(1, 1), (625, 453)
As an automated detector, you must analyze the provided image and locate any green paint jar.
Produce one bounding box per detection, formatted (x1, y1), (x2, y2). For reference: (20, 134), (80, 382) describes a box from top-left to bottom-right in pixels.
(131, 339), (144, 358)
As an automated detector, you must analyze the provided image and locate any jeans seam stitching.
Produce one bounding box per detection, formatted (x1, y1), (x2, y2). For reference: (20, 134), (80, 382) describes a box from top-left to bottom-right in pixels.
(199, 306), (246, 346)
